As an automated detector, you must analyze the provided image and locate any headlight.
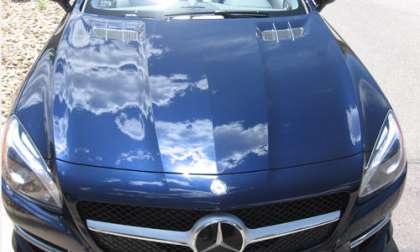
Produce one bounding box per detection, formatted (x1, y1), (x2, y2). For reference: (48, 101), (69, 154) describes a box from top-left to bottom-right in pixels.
(1, 115), (62, 209)
(359, 110), (406, 198)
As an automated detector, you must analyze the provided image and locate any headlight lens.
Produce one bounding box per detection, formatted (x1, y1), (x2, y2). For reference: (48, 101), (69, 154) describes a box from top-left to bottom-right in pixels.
(359, 111), (406, 198)
(1, 115), (62, 208)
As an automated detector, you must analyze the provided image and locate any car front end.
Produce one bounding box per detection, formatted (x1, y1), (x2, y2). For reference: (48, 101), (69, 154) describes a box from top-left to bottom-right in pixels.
(2, 152), (406, 252)
(1, 0), (407, 251)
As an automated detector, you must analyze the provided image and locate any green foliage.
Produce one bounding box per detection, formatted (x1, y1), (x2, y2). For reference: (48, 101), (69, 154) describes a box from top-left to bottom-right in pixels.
(36, 0), (47, 11)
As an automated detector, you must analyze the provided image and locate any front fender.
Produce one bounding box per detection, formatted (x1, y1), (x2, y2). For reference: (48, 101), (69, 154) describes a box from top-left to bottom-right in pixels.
(324, 19), (391, 153)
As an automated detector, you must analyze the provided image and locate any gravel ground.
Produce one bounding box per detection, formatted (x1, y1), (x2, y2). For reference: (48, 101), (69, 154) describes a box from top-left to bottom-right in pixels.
(0, 0), (64, 126)
(1, 1), (64, 250)
(0, 0), (419, 251)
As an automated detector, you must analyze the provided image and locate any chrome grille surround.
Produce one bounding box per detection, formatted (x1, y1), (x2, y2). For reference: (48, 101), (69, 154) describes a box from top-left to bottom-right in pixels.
(87, 211), (340, 252)
(78, 193), (348, 231)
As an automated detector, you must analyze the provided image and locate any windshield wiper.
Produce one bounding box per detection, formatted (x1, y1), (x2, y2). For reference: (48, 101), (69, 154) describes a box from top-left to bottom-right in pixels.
(165, 10), (274, 18)
(214, 10), (273, 17)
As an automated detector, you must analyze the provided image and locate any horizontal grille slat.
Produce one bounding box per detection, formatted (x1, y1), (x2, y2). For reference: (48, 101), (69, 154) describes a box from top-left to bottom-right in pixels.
(244, 223), (336, 252)
(231, 193), (347, 229)
(78, 203), (209, 231)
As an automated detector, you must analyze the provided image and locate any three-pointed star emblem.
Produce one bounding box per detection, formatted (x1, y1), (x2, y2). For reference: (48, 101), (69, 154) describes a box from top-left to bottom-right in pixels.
(195, 221), (244, 252)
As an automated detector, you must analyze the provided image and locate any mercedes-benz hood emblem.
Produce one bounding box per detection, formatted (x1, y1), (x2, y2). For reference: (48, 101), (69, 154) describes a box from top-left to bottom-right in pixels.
(210, 180), (227, 196)
(194, 221), (244, 252)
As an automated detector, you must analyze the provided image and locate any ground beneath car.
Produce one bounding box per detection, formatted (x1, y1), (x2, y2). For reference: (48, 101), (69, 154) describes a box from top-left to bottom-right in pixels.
(1, 1), (64, 250)
(0, 0), (64, 126)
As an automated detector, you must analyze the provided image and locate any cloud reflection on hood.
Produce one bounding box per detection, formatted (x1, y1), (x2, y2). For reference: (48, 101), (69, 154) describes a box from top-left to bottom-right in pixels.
(53, 112), (69, 157)
(117, 149), (154, 166)
(215, 122), (268, 170)
(115, 112), (146, 141)
(155, 119), (217, 174)
(154, 119), (268, 174)
(150, 74), (208, 107)
(50, 15), (272, 173)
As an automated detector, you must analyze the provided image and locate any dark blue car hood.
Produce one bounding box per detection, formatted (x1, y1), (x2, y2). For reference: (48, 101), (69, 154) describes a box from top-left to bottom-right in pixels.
(51, 13), (362, 175)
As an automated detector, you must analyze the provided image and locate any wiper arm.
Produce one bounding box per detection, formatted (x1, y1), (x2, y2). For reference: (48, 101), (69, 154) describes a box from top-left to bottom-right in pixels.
(165, 10), (272, 18)
(214, 10), (272, 17)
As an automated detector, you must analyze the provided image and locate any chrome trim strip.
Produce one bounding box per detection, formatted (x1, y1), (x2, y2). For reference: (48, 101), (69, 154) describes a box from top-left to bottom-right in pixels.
(350, 215), (391, 249)
(15, 225), (65, 252)
(303, 0), (310, 13)
(81, 0), (88, 13)
(87, 220), (191, 247)
(87, 210), (341, 251)
(272, 22), (280, 43)
(246, 211), (340, 244)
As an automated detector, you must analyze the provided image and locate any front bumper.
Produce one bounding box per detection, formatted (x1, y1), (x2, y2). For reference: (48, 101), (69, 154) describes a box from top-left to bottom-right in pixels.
(2, 181), (86, 252)
(2, 162), (406, 252)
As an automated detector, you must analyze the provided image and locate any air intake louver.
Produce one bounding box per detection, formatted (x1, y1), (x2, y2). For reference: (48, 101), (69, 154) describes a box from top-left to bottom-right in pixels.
(261, 26), (304, 42)
(92, 27), (141, 43)
(259, 21), (305, 42)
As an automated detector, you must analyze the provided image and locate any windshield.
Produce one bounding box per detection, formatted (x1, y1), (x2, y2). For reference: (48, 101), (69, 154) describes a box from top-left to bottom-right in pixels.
(85, 0), (306, 17)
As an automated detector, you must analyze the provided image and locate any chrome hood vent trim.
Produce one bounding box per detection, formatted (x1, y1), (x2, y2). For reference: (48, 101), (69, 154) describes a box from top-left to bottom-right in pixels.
(260, 22), (304, 42)
(91, 27), (142, 42)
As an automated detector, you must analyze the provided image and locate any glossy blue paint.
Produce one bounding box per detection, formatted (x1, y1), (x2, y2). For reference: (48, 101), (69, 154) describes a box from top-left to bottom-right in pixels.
(2, 167), (406, 252)
(15, 9), (389, 175)
(56, 154), (362, 210)
(2, 181), (86, 251)
(3, 0), (403, 251)
(341, 169), (406, 244)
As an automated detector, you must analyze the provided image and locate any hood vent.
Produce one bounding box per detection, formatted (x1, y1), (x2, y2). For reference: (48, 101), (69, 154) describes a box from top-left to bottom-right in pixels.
(260, 22), (304, 42)
(91, 27), (142, 43)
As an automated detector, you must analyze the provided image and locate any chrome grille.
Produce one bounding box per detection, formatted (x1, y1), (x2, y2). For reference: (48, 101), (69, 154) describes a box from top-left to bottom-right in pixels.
(78, 193), (348, 231)
(80, 193), (348, 252)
